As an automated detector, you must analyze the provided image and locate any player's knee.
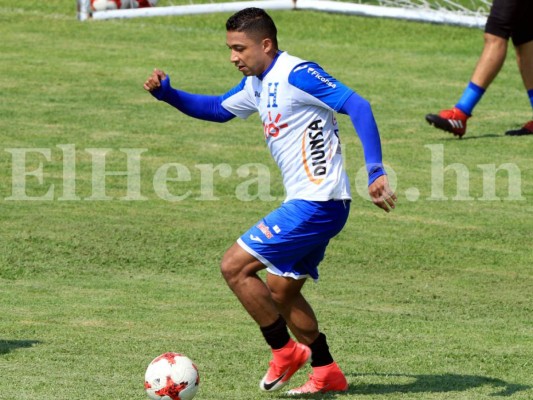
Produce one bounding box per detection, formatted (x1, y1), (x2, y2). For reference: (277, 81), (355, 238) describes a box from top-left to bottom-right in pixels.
(220, 243), (265, 288)
(219, 247), (245, 286)
(267, 274), (306, 306)
(483, 32), (508, 49)
(219, 253), (236, 284)
(269, 292), (286, 308)
(268, 284), (293, 306)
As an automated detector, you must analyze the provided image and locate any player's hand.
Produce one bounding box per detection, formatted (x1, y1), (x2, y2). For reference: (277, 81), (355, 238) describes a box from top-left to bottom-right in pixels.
(368, 175), (397, 213)
(143, 69), (167, 92)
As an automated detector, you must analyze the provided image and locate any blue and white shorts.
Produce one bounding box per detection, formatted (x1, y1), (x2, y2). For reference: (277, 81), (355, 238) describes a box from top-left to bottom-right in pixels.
(237, 199), (350, 281)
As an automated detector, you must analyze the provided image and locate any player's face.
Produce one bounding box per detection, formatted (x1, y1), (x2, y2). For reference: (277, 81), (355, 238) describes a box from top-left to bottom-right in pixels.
(226, 30), (272, 77)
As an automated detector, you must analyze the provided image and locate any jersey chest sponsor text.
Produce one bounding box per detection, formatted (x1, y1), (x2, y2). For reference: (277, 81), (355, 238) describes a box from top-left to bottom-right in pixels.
(302, 119), (333, 185)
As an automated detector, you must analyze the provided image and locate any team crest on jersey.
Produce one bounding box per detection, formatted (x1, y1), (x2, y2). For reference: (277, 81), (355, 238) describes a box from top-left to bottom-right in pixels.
(301, 119), (332, 184)
(266, 82), (279, 108)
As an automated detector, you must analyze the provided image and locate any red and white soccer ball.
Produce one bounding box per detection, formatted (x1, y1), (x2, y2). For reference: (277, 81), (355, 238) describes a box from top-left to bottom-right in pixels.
(144, 352), (200, 400)
(90, 0), (157, 12)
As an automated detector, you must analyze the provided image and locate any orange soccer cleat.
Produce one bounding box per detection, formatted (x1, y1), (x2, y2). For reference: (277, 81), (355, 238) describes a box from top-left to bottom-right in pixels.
(259, 339), (312, 392)
(287, 362), (348, 395)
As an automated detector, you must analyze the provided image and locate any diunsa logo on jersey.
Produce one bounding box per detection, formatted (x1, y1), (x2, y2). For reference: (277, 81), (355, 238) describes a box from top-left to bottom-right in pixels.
(301, 119), (332, 185)
(307, 67), (337, 89)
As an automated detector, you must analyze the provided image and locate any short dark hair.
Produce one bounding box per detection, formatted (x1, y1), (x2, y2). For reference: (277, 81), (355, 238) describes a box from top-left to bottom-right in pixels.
(226, 7), (278, 48)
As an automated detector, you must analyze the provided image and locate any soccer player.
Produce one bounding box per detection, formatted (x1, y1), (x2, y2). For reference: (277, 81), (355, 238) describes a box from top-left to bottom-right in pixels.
(425, 0), (533, 138)
(144, 7), (396, 395)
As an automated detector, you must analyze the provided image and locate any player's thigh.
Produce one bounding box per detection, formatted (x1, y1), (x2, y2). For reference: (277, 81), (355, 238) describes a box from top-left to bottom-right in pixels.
(511, 0), (533, 47)
(485, 0), (519, 40)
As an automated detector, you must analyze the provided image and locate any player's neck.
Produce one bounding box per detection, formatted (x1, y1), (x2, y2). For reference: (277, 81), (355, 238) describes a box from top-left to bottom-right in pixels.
(257, 50), (283, 80)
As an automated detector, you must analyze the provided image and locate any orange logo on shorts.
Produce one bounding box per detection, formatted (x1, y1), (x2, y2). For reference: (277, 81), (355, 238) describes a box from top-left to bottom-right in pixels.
(257, 222), (273, 239)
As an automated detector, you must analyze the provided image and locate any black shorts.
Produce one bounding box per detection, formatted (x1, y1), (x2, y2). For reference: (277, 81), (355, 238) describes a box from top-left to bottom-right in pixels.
(485, 0), (533, 46)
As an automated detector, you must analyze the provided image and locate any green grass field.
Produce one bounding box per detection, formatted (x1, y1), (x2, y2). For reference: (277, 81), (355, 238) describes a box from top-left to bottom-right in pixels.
(1, 1), (532, 399)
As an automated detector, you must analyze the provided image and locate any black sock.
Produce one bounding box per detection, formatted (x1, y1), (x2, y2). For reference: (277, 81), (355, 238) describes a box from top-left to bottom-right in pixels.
(309, 332), (334, 367)
(260, 315), (291, 350)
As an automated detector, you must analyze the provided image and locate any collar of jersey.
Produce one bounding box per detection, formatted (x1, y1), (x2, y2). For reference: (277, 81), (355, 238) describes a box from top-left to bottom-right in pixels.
(257, 50), (284, 81)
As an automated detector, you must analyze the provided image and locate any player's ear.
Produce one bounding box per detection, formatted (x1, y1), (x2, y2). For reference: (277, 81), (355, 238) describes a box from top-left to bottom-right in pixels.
(262, 37), (274, 54)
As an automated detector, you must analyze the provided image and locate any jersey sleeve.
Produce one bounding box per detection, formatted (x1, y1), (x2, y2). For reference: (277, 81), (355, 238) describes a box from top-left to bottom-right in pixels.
(220, 77), (258, 120)
(289, 63), (385, 186)
(287, 62), (354, 111)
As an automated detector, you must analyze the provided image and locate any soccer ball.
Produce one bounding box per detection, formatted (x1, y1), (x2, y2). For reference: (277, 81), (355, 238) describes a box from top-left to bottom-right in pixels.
(144, 352), (200, 400)
(90, 0), (119, 11)
(90, 0), (157, 11)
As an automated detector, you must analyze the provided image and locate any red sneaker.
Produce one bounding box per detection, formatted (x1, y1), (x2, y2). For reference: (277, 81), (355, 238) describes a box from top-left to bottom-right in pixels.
(505, 120), (533, 136)
(286, 362), (348, 395)
(259, 339), (311, 392)
(425, 107), (469, 138)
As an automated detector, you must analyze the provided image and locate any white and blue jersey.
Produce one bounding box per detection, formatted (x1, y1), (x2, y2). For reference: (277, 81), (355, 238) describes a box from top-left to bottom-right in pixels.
(151, 51), (385, 279)
(220, 51), (353, 202)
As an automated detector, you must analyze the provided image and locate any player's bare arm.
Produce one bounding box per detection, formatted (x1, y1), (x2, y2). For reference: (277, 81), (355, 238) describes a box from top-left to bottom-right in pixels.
(143, 69), (167, 92)
(369, 175), (397, 213)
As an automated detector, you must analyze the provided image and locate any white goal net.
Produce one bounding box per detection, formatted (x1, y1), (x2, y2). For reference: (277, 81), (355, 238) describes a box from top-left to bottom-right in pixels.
(78, 0), (492, 29)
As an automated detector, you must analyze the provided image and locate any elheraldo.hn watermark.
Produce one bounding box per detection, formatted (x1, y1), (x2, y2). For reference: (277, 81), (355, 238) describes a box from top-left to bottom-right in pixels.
(2, 144), (526, 202)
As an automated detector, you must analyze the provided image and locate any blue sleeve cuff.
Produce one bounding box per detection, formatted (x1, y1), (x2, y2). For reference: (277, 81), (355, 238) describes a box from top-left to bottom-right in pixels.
(368, 164), (386, 185)
(150, 75), (171, 101)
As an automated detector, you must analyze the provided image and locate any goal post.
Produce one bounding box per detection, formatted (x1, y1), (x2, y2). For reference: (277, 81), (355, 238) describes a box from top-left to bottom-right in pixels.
(297, 0), (488, 28)
(78, 0), (491, 29)
(86, 0), (296, 21)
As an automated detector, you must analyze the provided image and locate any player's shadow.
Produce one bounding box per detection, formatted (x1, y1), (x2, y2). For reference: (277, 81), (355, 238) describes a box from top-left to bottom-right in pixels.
(442, 133), (502, 140)
(347, 372), (530, 397)
(0, 339), (40, 355)
(283, 372), (530, 398)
